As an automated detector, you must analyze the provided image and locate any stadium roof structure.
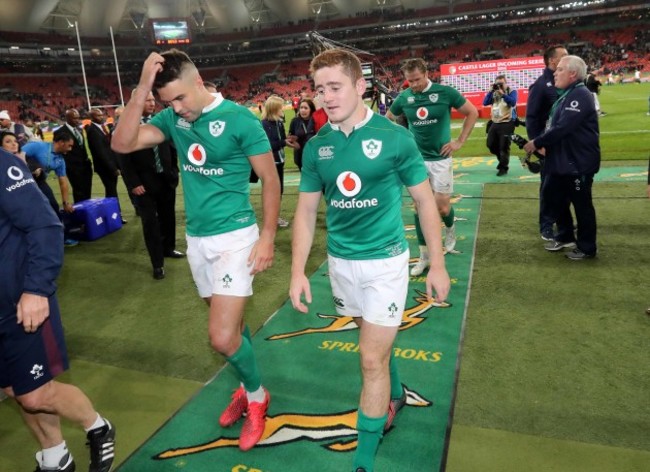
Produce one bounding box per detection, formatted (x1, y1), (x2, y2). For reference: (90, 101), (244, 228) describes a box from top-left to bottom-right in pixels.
(0, 0), (463, 37)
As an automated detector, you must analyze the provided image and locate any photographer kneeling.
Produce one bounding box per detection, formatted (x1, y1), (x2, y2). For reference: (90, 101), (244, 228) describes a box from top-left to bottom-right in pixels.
(483, 75), (518, 176)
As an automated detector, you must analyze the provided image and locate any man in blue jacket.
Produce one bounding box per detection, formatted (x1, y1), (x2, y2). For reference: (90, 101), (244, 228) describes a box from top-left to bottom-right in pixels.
(0, 148), (115, 471)
(526, 45), (568, 240)
(524, 55), (600, 260)
(22, 129), (75, 216)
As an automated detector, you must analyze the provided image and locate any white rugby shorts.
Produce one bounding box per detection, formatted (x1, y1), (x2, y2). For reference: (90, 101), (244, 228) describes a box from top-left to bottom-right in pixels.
(327, 250), (409, 327)
(186, 224), (259, 298)
(425, 158), (453, 194)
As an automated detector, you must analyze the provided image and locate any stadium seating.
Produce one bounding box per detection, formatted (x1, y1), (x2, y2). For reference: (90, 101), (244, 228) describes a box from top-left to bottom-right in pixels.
(1, 4), (648, 121)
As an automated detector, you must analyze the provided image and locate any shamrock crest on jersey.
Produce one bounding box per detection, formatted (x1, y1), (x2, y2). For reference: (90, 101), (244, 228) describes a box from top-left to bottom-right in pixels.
(362, 139), (382, 159)
(429, 93), (439, 103)
(209, 120), (226, 137)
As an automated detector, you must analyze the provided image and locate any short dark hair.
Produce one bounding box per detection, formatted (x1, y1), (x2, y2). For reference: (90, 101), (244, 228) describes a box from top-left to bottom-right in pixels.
(53, 128), (74, 143)
(0, 130), (17, 142)
(544, 45), (565, 67)
(153, 49), (196, 90)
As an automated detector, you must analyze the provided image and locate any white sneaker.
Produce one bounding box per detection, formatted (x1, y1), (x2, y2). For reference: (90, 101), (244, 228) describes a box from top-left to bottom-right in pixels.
(410, 245), (429, 276)
(277, 217), (289, 228)
(410, 257), (429, 276)
(444, 224), (456, 252)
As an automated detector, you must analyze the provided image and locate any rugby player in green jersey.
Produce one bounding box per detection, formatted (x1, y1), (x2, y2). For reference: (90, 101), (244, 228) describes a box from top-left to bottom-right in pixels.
(289, 49), (450, 472)
(387, 58), (478, 275)
(112, 50), (281, 451)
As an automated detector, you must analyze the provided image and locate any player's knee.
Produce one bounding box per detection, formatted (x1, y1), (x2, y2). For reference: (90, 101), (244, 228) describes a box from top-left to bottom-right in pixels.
(209, 329), (238, 356)
(15, 384), (52, 412)
(359, 351), (388, 378)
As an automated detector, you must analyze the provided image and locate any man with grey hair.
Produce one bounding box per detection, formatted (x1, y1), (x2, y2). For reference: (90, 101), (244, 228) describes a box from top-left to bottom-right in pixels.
(524, 55), (600, 260)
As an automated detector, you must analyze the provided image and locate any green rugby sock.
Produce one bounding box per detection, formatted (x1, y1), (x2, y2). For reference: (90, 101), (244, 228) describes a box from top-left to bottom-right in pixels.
(389, 352), (403, 399)
(442, 206), (455, 228)
(414, 213), (426, 245)
(242, 324), (252, 343)
(225, 337), (261, 392)
(353, 410), (387, 472)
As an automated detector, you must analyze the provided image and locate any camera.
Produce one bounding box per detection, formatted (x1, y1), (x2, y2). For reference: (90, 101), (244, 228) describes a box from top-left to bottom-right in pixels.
(508, 134), (544, 174)
(492, 83), (502, 91)
(509, 134), (528, 148)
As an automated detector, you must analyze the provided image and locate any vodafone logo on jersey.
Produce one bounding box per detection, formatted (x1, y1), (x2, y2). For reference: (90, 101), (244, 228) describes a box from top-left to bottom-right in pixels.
(413, 107), (438, 127)
(188, 143), (207, 166)
(182, 143), (224, 176)
(336, 171), (361, 197)
(7, 166), (24, 181)
(5, 165), (35, 192)
(331, 171), (379, 209)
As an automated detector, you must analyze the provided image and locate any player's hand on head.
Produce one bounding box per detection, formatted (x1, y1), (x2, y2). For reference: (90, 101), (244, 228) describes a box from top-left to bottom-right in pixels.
(140, 52), (165, 90)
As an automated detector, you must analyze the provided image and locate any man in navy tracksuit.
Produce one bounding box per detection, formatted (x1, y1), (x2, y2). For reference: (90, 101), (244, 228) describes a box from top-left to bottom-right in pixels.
(524, 55), (600, 260)
(0, 148), (115, 471)
(526, 45), (568, 241)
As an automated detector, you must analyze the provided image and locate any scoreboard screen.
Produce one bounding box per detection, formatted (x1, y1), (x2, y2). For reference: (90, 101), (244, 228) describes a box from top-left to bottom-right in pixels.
(152, 20), (191, 46)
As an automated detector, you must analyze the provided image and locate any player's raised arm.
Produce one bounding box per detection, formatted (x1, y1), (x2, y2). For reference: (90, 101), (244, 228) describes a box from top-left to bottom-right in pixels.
(112, 53), (166, 153)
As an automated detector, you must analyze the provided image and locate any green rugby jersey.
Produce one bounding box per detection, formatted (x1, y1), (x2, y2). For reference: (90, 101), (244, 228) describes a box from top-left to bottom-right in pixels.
(301, 108), (427, 260)
(150, 94), (270, 237)
(390, 81), (466, 161)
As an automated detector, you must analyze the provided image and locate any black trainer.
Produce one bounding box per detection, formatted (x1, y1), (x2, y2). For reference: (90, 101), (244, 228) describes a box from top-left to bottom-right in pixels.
(355, 469), (367, 472)
(544, 240), (576, 252)
(565, 248), (596, 260)
(34, 451), (76, 472)
(87, 419), (115, 472)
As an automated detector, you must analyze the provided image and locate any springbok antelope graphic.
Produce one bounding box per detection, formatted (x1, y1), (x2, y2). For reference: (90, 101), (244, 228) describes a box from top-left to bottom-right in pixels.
(154, 385), (431, 460)
(266, 290), (450, 341)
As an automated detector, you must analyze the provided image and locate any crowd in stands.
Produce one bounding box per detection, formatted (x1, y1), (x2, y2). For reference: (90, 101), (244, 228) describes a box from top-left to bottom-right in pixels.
(1, 1), (648, 124)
